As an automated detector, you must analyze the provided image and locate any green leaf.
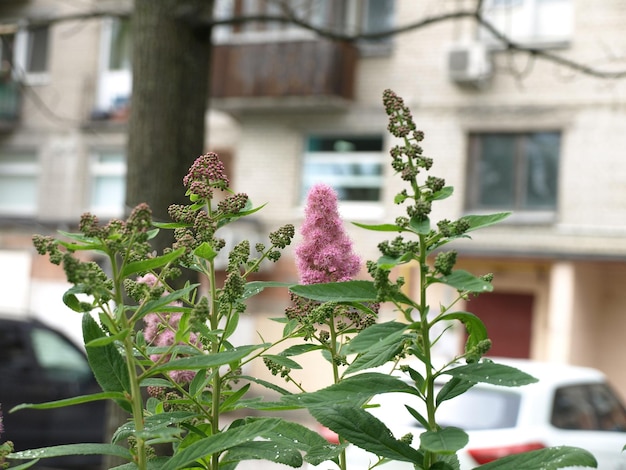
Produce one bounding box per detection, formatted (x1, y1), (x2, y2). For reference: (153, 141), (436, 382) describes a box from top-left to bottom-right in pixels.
(82, 314), (131, 403)
(85, 329), (130, 347)
(461, 212), (511, 233)
(9, 443), (132, 461)
(278, 343), (323, 357)
(309, 404), (423, 465)
(153, 221), (190, 229)
(148, 344), (267, 375)
(262, 354), (303, 370)
(344, 321), (408, 354)
(344, 326), (409, 375)
(10, 391), (126, 413)
(194, 241), (217, 261)
(220, 440), (302, 467)
(438, 311), (488, 356)
(436, 377), (475, 406)
(62, 288), (84, 312)
(161, 418), (281, 470)
(376, 252), (414, 270)
(242, 281), (293, 300)
(352, 221), (405, 232)
(289, 280), (378, 303)
(276, 373), (418, 410)
(420, 427), (468, 454)
(216, 202), (267, 228)
(405, 404), (429, 429)
(134, 284), (198, 320)
(120, 247), (186, 278)
(476, 446), (597, 469)
(432, 186), (454, 201)
(409, 215), (430, 235)
(443, 361), (538, 387)
(435, 270), (494, 293)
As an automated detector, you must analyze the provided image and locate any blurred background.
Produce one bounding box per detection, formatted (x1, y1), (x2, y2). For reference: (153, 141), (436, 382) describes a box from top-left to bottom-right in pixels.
(0, 0), (625, 404)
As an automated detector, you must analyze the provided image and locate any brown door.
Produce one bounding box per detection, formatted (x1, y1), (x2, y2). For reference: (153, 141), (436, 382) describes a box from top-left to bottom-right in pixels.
(465, 292), (534, 358)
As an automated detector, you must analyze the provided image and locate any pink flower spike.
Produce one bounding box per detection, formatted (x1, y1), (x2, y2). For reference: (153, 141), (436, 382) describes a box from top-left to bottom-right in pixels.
(296, 183), (361, 284)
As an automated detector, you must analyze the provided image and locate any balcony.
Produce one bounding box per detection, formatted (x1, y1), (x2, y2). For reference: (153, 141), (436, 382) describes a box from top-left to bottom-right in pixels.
(0, 80), (20, 130)
(210, 38), (357, 112)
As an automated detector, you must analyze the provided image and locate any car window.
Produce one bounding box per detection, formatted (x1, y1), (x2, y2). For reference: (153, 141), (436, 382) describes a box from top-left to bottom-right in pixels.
(437, 388), (521, 430)
(552, 383), (626, 431)
(0, 322), (33, 371)
(30, 326), (92, 382)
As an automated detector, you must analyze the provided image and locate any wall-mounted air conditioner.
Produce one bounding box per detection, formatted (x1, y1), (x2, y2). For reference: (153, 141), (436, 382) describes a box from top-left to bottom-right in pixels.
(447, 42), (493, 87)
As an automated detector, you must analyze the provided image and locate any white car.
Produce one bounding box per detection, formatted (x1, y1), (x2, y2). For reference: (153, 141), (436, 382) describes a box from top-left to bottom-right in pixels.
(313, 358), (626, 469)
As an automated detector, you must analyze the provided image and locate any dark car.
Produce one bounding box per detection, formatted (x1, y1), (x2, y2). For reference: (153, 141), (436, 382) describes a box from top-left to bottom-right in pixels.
(0, 315), (106, 469)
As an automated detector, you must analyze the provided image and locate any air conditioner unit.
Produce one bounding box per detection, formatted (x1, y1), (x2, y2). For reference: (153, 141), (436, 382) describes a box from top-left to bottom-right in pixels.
(447, 42), (493, 86)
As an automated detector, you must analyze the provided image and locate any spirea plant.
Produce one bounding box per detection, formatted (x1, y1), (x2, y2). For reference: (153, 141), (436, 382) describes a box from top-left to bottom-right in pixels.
(4, 91), (597, 470)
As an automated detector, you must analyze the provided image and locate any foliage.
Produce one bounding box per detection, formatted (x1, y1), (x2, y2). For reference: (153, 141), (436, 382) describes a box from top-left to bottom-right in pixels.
(1, 92), (598, 469)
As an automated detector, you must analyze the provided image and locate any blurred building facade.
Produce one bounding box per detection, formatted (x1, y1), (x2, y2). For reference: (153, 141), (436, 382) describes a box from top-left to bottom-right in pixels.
(1, 0), (626, 394)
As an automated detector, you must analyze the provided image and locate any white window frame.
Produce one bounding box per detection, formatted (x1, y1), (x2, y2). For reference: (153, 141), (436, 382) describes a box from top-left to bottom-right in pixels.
(301, 136), (385, 220)
(89, 150), (126, 217)
(14, 24), (50, 85)
(96, 17), (132, 112)
(0, 150), (39, 216)
(480, 0), (573, 49)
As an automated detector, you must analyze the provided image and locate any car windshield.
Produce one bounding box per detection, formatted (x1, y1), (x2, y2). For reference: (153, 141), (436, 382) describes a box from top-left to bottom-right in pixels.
(436, 387), (521, 430)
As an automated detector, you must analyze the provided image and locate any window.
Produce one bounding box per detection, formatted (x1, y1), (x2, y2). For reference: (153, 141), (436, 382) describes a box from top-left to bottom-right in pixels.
(96, 17), (131, 112)
(213, 0), (393, 43)
(466, 132), (560, 212)
(552, 383), (626, 431)
(31, 326), (92, 382)
(14, 25), (50, 83)
(89, 150), (126, 216)
(0, 150), (39, 216)
(480, 0), (573, 48)
(302, 135), (384, 203)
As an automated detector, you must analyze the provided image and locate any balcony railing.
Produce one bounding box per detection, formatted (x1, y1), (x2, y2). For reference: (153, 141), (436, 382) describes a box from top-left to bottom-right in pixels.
(211, 38), (357, 110)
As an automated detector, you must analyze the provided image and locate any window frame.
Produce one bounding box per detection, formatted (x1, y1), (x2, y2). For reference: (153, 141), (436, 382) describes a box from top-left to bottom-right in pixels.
(88, 148), (127, 217)
(479, 0), (573, 49)
(0, 149), (39, 217)
(14, 24), (50, 85)
(301, 134), (385, 220)
(465, 131), (561, 219)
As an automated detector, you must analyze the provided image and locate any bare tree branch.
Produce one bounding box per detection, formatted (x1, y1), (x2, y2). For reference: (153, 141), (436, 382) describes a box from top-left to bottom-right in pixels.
(3, 5), (626, 80)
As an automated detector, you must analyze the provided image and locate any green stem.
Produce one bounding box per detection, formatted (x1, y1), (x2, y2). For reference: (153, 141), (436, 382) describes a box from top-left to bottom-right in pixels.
(328, 315), (347, 470)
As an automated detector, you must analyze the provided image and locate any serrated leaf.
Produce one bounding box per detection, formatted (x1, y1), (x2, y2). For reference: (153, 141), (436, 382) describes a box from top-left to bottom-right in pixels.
(443, 361), (538, 387)
(420, 427), (468, 454)
(220, 440), (302, 467)
(161, 418), (281, 470)
(352, 221), (405, 232)
(277, 373), (418, 410)
(289, 280), (378, 303)
(278, 344), (323, 357)
(120, 247), (186, 278)
(262, 354), (303, 370)
(476, 446), (597, 469)
(461, 212), (511, 233)
(435, 270), (493, 293)
(242, 281), (293, 300)
(82, 314), (131, 401)
(148, 344), (267, 375)
(309, 404), (423, 465)
(436, 377), (475, 406)
(344, 321), (408, 354)
(344, 328), (408, 375)
(9, 443), (132, 461)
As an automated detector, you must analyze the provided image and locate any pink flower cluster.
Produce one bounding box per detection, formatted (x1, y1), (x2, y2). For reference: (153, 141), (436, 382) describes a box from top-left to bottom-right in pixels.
(138, 273), (199, 384)
(295, 183), (361, 284)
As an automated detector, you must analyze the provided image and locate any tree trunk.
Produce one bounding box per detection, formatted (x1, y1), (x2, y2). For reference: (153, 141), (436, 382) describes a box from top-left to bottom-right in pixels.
(105, 2), (213, 468)
(126, 0), (213, 240)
